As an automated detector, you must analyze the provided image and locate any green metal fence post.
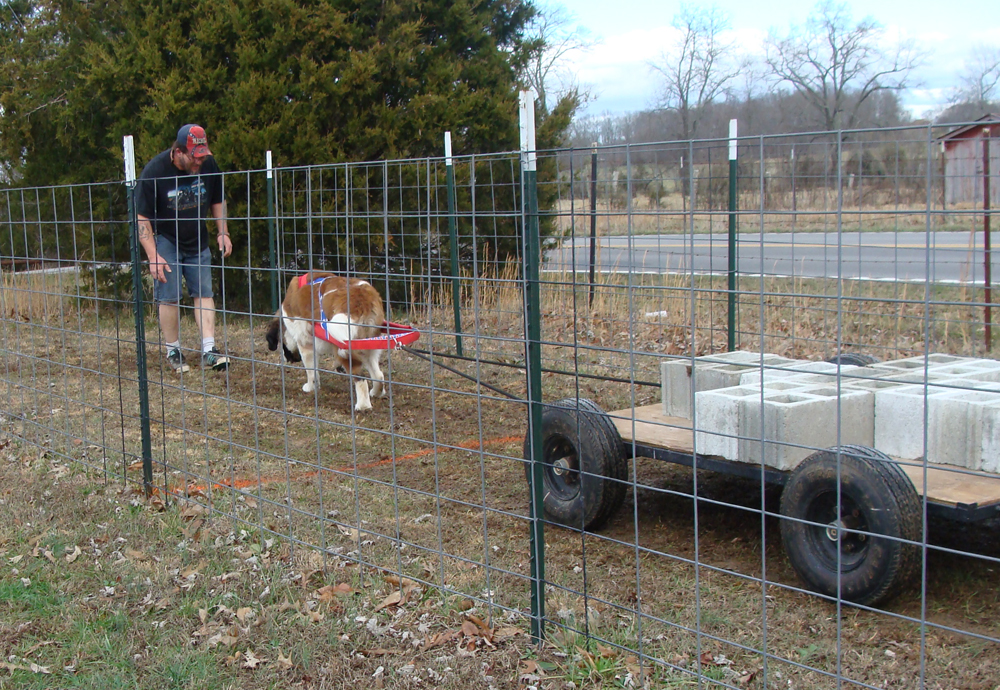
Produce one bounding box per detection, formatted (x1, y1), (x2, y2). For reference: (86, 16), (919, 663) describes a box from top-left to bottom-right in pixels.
(124, 135), (154, 495)
(727, 119), (738, 352)
(267, 150), (278, 314)
(589, 144), (598, 308)
(445, 132), (464, 356)
(520, 91), (545, 643)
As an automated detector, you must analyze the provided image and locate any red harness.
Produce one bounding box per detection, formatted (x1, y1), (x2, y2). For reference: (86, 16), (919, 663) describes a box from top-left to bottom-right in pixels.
(296, 274), (420, 351)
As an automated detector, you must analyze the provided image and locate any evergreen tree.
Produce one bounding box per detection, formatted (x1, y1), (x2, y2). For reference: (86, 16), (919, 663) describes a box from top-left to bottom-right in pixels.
(0, 0), (578, 307)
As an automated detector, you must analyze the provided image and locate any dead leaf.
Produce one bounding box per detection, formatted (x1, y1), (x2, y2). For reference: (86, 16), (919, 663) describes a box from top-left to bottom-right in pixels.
(236, 607), (252, 625)
(596, 642), (618, 659)
(182, 518), (204, 540)
(180, 503), (208, 520)
(276, 650), (293, 670)
(362, 648), (395, 657)
(180, 563), (203, 580)
(374, 591), (403, 612)
(317, 582), (355, 602)
(337, 524), (360, 540)
(518, 659), (543, 676)
(465, 614), (493, 639)
(460, 620), (479, 638)
(385, 575), (420, 594)
(64, 545), (82, 563)
(700, 651), (716, 666)
(421, 630), (458, 650)
(494, 626), (524, 638)
(125, 548), (148, 562)
(243, 650), (265, 669)
(242, 496), (259, 509)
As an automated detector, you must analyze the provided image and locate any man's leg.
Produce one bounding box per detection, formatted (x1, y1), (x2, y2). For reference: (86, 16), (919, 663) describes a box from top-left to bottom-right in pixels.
(160, 303), (182, 343)
(153, 238), (188, 373)
(193, 297), (215, 343)
(184, 246), (229, 370)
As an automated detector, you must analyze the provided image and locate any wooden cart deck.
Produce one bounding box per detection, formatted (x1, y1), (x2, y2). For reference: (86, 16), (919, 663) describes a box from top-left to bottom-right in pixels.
(608, 404), (1000, 515)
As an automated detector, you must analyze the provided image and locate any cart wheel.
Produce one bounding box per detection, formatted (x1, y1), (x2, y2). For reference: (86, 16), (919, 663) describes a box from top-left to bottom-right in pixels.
(780, 445), (921, 606)
(826, 353), (880, 366)
(524, 398), (628, 531)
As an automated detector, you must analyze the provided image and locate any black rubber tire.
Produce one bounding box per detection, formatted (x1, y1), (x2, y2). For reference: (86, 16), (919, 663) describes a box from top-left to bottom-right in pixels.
(780, 445), (921, 607)
(523, 398), (628, 532)
(826, 353), (880, 367)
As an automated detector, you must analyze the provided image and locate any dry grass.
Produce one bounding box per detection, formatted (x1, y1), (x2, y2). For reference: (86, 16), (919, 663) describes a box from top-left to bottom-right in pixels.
(550, 192), (977, 237)
(1, 267), (999, 688)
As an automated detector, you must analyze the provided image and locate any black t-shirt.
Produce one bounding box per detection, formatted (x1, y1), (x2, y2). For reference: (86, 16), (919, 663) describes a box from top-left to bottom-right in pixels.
(134, 149), (223, 254)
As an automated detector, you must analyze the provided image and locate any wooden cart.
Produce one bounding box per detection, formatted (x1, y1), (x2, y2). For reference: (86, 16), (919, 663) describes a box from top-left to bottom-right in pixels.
(525, 399), (1000, 606)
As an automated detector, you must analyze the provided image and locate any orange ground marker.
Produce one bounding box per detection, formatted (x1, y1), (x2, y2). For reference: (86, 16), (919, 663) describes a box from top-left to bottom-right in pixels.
(178, 435), (524, 496)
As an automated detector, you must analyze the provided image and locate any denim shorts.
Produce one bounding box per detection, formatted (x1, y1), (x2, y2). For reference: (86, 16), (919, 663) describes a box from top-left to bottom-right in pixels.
(153, 236), (214, 303)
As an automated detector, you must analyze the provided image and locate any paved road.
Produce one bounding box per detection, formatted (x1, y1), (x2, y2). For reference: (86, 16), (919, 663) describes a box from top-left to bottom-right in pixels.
(546, 231), (1000, 284)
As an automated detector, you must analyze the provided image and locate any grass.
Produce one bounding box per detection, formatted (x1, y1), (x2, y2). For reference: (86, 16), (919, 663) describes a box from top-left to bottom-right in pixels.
(1, 262), (1000, 688)
(550, 192), (984, 236)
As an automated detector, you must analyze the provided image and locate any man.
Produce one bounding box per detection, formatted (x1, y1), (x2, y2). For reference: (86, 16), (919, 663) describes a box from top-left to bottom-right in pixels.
(134, 124), (232, 373)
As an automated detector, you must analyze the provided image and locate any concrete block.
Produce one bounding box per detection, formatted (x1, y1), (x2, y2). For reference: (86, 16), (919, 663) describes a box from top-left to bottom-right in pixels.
(738, 393), (831, 471)
(734, 387), (874, 471)
(933, 360), (1000, 385)
(740, 359), (860, 385)
(979, 402), (1000, 473)
(796, 385), (875, 447)
(881, 354), (972, 371)
(842, 378), (904, 394)
(874, 384), (955, 459)
(694, 385), (763, 459)
(662, 352), (797, 419)
(927, 389), (1000, 469)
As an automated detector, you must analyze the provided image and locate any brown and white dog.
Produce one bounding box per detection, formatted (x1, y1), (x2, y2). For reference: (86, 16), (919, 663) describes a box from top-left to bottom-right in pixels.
(265, 272), (386, 411)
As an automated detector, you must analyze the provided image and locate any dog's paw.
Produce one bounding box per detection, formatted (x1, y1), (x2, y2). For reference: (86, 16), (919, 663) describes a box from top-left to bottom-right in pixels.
(302, 382), (315, 393)
(354, 401), (373, 412)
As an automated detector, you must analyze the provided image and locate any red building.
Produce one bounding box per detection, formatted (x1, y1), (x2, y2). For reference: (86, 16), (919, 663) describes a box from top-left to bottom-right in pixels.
(939, 115), (1000, 207)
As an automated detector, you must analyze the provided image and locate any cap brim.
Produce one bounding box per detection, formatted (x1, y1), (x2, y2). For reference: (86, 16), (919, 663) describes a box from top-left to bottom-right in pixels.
(190, 145), (212, 158)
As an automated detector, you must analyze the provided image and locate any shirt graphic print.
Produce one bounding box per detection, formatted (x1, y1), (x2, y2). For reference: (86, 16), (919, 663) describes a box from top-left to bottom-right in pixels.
(166, 180), (209, 213)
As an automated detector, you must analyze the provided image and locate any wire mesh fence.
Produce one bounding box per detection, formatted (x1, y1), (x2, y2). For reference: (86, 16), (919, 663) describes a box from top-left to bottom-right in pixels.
(1, 117), (999, 688)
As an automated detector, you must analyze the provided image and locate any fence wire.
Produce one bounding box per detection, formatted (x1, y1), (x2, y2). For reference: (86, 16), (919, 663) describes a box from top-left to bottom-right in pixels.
(1, 121), (999, 689)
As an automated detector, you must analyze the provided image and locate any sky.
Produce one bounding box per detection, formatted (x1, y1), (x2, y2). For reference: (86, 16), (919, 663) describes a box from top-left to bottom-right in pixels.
(558, 0), (1000, 119)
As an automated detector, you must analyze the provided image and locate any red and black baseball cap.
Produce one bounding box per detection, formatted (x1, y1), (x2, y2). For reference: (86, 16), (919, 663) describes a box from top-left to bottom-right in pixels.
(176, 124), (213, 158)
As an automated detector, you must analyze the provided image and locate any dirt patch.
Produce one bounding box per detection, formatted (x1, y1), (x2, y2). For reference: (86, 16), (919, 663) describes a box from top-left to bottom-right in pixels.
(2, 306), (999, 689)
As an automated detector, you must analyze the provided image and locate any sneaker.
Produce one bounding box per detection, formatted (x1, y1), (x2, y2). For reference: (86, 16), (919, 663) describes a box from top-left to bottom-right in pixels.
(202, 346), (230, 371)
(166, 347), (190, 373)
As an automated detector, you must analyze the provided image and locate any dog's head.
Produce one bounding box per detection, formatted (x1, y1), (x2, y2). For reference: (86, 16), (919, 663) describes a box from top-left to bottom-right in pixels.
(265, 315), (302, 363)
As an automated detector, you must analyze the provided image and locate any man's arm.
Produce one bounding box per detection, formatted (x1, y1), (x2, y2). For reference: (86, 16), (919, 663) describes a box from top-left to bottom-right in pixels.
(212, 202), (232, 257)
(137, 214), (170, 283)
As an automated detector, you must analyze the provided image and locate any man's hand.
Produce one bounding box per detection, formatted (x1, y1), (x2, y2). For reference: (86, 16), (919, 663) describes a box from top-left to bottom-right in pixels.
(218, 233), (233, 258)
(149, 253), (171, 283)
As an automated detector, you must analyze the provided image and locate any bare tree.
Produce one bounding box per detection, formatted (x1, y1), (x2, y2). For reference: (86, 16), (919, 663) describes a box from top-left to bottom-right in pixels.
(955, 43), (1000, 110)
(765, 1), (923, 131)
(650, 4), (743, 141)
(522, 3), (596, 113)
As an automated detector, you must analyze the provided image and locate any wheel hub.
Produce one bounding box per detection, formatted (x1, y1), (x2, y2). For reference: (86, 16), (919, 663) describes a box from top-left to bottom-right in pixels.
(552, 456), (573, 476)
(825, 517), (867, 544)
